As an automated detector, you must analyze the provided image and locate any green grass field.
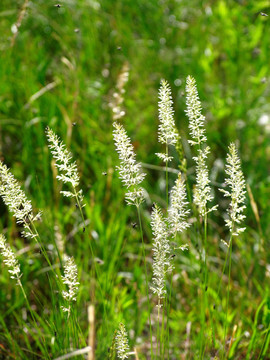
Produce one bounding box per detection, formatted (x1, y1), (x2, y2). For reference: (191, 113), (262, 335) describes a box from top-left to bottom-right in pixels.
(0, 1), (270, 359)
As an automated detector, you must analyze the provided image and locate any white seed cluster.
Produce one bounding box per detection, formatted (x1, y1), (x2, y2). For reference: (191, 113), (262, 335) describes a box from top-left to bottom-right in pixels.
(0, 234), (21, 283)
(193, 148), (218, 216)
(185, 75), (207, 146)
(150, 205), (172, 304)
(168, 173), (190, 235)
(113, 122), (146, 206)
(156, 80), (178, 162)
(0, 161), (41, 239)
(219, 143), (246, 236)
(185, 76), (217, 216)
(116, 323), (129, 360)
(61, 256), (79, 315)
(46, 127), (84, 204)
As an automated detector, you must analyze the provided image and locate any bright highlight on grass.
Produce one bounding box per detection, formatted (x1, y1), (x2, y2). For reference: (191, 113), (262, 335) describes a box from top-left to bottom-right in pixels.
(61, 255), (79, 317)
(113, 121), (146, 206)
(0, 234), (21, 283)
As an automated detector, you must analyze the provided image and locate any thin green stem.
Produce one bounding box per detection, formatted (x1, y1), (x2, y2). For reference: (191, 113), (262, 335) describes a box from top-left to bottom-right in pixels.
(223, 233), (233, 360)
(165, 144), (169, 209)
(199, 213), (208, 359)
(18, 279), (50, 359)
(72, 186), (109, 346)
(157, 299), (161, 359)
(258, 327), (270, 360)
(137, 205), (154, 360)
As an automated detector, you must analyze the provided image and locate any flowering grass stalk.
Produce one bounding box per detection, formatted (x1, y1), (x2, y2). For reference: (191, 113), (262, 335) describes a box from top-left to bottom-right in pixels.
(0, 161), (57, 276)
(0, 234), (22, 286)
(46, 127), (85, 224)
(168, 172), (190, 237)
(0, 160), (41, 240)
(113, 122), (154, 357)
(115, 323), (130, 360)
(150, 204), (173, 358)
(0, 234), (45, 350)
(219, 143), (246, 358)
(113, 122), (146, 207)
(156, 79), (178, 163)
(185, 75), (217, 358)
(61, 256), (79, 317)
(156, 80), (179, 208)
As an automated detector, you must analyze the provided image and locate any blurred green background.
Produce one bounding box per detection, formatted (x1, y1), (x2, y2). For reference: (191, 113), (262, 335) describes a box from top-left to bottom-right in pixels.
(0, 0), (270, 358)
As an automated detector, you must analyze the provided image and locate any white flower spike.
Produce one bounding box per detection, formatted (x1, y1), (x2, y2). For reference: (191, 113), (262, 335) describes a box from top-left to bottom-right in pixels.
(0, 161), (41, 239)
(61, 256), (79, 316)
(156, 80), (178, 162)
(150, 204), (172, 304)
(219, 143), (246, 236)
(116, 323), (130, 360)
(113, 122), (146, 206)
(0, 234), (21, 284)
(46, 127), (84, 205)
(168, 173), (190, 235)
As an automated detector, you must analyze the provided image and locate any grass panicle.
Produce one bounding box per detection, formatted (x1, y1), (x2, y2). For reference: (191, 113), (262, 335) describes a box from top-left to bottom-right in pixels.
(0, 160), (41, 239)
(115, 323), (130, 360)
(113, 121), (146, 206)
(219, 143), (246, 236)
(150, 204), (172, 304)
(46, 126), (84, 206)
(168, 172), (190, 236)
(61, 255), (79, 317)
(0, 234), (22, 283)
(156, 79), (179, 163)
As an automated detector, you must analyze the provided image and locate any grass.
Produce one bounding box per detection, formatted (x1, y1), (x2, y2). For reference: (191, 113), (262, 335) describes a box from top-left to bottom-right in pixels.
(0, 0), (270, 359)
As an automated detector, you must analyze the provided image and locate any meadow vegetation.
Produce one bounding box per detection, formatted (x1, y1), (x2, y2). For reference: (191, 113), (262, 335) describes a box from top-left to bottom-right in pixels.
(0, 1), (270, 359)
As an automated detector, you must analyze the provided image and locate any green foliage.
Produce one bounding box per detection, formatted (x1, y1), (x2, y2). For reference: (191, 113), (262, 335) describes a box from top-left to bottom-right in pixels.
(0, 0), (269, 359)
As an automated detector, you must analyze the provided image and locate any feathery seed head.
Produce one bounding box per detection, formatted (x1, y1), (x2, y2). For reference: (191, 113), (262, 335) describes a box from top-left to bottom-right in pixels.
(219, 143), (246, 236)
(116, 323), (129, 360)
(193, 147), (218, 216)
(46, 127), (84, 204)
(185, 75), (207, 146)
(151, 204), (172, 303)
(168, 173), (190, 235)
(157, 79), (178, 147)
(61, 256), (79, 316)
(113, 122), (146, 206)
(0, 234), (21, 283)
(0, 161), (41, 239)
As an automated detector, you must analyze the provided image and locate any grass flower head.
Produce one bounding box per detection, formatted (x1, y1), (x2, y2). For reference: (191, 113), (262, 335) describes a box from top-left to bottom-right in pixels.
(185, 75), (207, 146)
(116, 323), (129, 360)
(61, 256), (79, 316)
(219, 143), (246, 236)
(151, 204), (172, 305)
(46, 127), (84, 204)
(0, 234), (21, 283)
(113, 122), (146, 206)
(156, 79), (178, 162)
(0, 160), (41, 239)
(168, 173), (190, 235)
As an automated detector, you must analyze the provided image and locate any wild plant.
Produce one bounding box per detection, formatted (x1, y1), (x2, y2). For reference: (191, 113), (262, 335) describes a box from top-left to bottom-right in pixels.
(61, 255), (79, 317)
(112, 121), (154, 355)
(219, 143), (246, 358)
(0, 160), (41, 240)
(0, 234), (22, 286)
(112, 121), (146, 207)
(115, 323), (130, 360)
(0, 160), (56, 274)
(156, 80), (179, 206)
(185, 75), (218, 358)
(46, 126), (85, 225)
